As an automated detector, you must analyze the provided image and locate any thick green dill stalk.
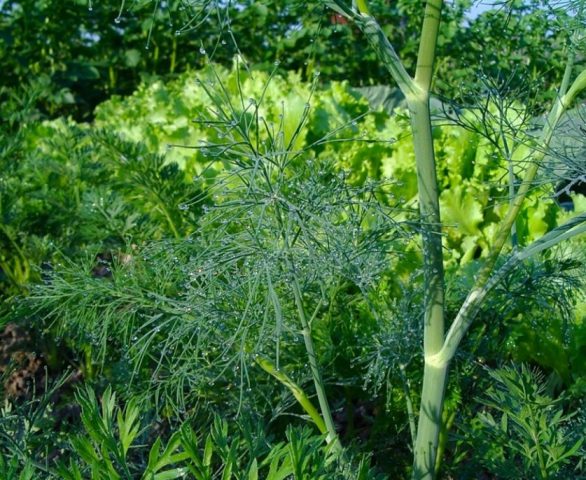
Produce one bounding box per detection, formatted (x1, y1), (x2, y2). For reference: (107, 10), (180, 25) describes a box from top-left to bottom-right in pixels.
(325, 1), (446, 477)
(404, 3), (447, 478)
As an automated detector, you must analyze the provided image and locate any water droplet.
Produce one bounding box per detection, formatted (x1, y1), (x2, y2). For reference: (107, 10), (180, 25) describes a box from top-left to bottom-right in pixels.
(199, 47), (207, 55)
(274, 60), (280, 66)
(175, 30), (181, 36)
(114, 16), (121, 24)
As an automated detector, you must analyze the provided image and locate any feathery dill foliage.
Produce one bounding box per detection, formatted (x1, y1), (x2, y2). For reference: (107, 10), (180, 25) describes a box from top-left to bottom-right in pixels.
(363, 278), (424, 392)
(30, 65), (406, 413)
(487, 253), (585, 324)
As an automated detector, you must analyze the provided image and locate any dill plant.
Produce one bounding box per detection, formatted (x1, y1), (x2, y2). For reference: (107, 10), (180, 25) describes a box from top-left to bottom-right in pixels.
(322, 1), (586, 478)
(30, 63), (404, 458)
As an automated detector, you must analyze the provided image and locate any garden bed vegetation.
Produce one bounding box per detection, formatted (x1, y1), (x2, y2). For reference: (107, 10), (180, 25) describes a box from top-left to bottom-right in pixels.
(0, 1), (585, 479)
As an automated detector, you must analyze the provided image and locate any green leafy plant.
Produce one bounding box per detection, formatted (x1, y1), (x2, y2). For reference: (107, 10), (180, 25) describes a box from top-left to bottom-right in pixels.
(57, 385), (190, 479)
(0, 117), (203, 298)
(460, 364), (584, 479)
(56, 385), (378, 480)
(0, 372), (75, 479)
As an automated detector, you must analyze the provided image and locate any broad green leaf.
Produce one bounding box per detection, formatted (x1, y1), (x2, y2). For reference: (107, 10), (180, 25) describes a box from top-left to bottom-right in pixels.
(152, 467), (189, 480)
(153, 431), (186, 471)
(500, 412), (508, 433)
(117, 398), (141, 458)
(147, 437), (163, 471)
(71, 436), (100, 465)
(203, 435), (214, 468)
(124, 49), (141, 68)
(17, 461), (35, 480)
(265, 448), (293, 480)
(55, 461), (84, 480)
(248, 458), (258, 480)
(221, 457), (233, 480)
(441, 184), (485, 238)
